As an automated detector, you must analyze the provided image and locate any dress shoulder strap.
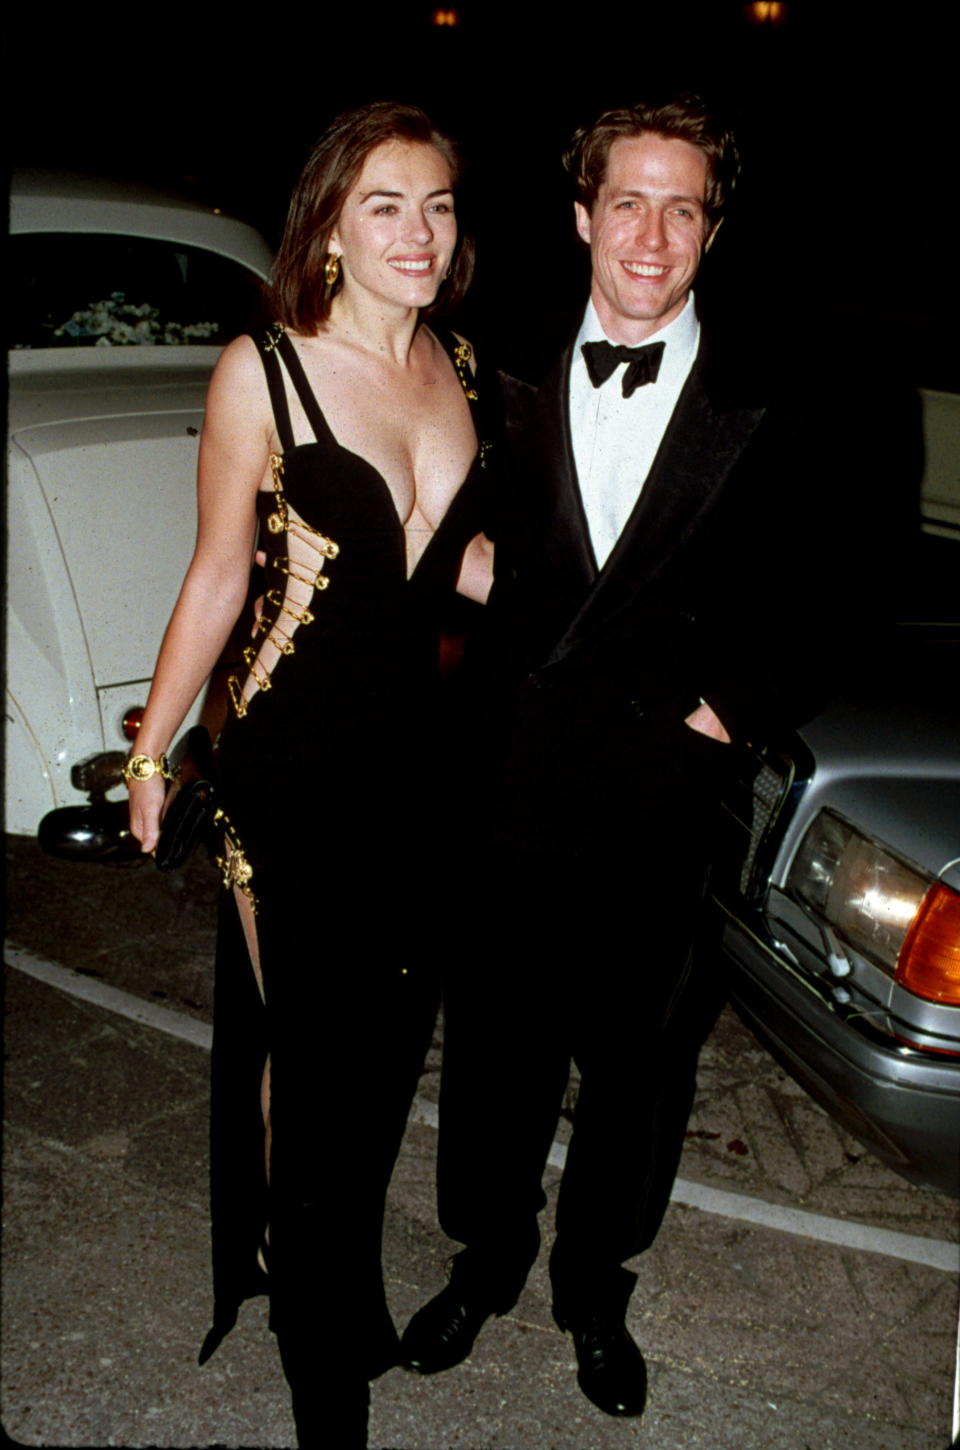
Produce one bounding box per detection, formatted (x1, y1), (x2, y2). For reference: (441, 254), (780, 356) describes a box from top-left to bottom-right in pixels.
(274, 331), (332, 444)
(253, 326), (296, 452)
(252, 325), (335, 450)
(434, 326), (480, 412)
(434, 325), (498, 472)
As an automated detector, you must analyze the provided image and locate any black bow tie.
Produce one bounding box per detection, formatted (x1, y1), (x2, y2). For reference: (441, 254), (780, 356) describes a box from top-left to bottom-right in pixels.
(581, 339), (666, 397)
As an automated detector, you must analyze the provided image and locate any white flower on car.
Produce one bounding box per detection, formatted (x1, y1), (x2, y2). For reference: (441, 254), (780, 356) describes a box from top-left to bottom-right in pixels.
(54, 292), (219, 346)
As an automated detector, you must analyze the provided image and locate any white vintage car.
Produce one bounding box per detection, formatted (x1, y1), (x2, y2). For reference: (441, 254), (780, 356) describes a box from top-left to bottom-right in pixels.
(6, 173), (272, 848)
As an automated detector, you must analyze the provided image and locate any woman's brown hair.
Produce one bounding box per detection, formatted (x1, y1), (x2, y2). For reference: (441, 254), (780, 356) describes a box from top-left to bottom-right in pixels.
(268, 101), (473, 334)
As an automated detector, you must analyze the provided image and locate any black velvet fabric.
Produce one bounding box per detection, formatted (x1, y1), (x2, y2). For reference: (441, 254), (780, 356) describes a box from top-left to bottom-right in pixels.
(438, 315), (896, 1315)
(201, 327), (488, 1381)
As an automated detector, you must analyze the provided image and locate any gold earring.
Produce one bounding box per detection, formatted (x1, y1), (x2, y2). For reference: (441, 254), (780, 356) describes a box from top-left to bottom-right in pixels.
(324, 253), (341, 286)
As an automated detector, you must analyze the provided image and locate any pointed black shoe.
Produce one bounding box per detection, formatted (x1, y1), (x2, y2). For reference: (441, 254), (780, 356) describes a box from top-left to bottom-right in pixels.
(399, 1285), (495, 1374)
(565, 1315), (647, 1418)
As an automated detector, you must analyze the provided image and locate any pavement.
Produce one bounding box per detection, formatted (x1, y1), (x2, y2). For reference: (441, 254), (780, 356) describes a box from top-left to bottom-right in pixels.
(3, 832), (959, 1449)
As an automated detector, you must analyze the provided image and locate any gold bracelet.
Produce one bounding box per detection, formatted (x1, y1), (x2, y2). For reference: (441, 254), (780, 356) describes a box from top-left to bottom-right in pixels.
(121, 753), (178, 785)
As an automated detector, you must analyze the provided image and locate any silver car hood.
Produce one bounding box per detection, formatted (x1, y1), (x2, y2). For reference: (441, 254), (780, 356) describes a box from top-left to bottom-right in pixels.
(782, 631), (960, 888)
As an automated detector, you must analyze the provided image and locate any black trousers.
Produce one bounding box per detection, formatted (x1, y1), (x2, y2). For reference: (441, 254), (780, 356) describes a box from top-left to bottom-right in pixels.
(437, 818), (726, 1321)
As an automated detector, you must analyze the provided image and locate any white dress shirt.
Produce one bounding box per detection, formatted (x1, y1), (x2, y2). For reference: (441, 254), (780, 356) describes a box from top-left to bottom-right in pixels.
(570, 293), (700, 568)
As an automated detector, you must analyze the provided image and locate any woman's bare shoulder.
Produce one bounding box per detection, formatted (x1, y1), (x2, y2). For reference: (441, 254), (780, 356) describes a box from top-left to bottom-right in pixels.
(200, 336), (275, 468)
(210, 332), (264, 386)
(205, 334), (272, 419)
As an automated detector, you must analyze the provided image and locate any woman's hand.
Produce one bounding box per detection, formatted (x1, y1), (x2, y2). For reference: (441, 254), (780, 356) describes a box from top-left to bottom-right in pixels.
(128, 776), (168, 854)
(456, 532), (494, 604)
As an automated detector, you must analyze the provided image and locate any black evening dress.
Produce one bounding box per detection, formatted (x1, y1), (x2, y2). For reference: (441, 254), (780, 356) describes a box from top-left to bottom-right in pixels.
(198, 324), (489, 1381)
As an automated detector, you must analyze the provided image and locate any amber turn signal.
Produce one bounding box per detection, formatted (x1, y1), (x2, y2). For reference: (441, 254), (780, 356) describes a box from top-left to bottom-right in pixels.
(896, 884), (960, 1004)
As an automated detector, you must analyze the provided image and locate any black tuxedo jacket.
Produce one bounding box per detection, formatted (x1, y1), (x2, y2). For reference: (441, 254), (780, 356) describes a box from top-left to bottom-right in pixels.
(470, 318), (885, 857)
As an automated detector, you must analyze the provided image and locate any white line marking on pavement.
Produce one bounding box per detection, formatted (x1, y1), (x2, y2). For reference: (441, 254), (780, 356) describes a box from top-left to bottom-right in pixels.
(5, 944), (213, 1051)
(409, 1098), (958, 1272)
(8, 942), (958, 1275)
(666, 1176), (960, 1273)
(406, 1109), (959, 1273)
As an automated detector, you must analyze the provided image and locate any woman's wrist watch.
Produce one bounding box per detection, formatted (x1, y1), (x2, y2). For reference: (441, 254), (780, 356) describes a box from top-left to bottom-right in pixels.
(121, 752), (178, 785)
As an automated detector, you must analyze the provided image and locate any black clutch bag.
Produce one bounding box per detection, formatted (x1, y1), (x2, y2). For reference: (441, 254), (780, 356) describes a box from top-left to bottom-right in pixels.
(154, 725), (220, 871)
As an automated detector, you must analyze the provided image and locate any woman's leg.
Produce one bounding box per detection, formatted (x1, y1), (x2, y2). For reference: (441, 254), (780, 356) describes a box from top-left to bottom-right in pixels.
(230, 880), (272, 1255)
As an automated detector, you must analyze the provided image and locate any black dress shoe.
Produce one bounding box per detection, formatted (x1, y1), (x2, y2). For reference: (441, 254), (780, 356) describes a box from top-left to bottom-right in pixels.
(399, 1284), (494, 1374)
(567, 1315), (647, 1418)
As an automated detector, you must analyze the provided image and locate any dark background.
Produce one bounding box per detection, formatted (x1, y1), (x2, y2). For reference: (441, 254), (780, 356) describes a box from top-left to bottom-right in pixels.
(6, 3), (956, 387)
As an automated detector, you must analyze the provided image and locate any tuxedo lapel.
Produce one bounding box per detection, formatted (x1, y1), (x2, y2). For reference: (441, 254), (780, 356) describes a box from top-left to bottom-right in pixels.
(502, 345), (597, 591)
(543, 347), (767, 666)
(609, 358), (766, 584)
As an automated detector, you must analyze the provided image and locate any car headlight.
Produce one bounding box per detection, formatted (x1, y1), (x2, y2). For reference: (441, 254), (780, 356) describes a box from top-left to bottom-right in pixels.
(788, 810), (960, 1004)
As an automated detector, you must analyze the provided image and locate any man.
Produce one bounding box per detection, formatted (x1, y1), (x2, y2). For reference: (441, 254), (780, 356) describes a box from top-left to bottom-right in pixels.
(400, 93), (855, 1419)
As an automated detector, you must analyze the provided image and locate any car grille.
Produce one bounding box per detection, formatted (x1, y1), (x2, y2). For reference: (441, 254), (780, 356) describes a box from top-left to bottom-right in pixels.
(718, 744), (799, 902)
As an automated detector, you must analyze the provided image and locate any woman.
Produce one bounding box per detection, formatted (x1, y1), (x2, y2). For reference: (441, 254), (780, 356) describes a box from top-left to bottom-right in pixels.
(127, 102), (491, 1448)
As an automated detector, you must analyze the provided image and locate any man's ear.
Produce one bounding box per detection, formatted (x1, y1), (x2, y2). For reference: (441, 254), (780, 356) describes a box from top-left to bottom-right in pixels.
(704, 217), (723, 253)
(574, 201), (592, 247)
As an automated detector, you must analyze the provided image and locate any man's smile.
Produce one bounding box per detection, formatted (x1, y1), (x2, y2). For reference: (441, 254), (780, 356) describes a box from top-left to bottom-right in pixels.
(621, 262), (669, 278)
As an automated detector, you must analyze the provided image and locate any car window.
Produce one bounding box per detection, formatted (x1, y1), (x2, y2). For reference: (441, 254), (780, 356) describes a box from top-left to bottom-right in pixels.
(9, 233), (266, 349)
(901, 533), (959, 626)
